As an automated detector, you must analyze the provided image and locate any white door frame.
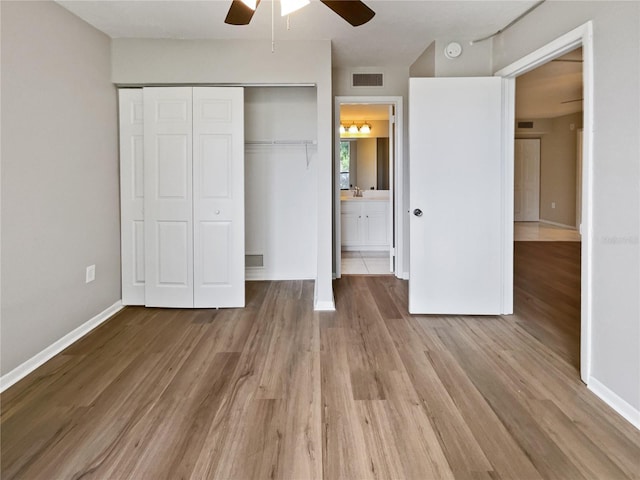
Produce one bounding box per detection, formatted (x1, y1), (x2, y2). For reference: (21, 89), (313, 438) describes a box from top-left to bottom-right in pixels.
(334, 96), (404, 279)
(495, 21), (594, 383)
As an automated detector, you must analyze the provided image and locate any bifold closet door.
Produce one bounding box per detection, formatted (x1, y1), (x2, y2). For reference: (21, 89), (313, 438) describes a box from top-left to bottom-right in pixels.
(144, 87), (194, 308)
(119, 89), (145, 305)
(192, 87), (245, 307)
(141, 87), (245, 308)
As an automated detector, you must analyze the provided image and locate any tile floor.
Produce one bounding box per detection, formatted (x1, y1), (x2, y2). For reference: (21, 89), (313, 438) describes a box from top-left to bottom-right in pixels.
(341, 250), (392, 275)
(514, 222), (581, 241)
(340, 222), (579, 276)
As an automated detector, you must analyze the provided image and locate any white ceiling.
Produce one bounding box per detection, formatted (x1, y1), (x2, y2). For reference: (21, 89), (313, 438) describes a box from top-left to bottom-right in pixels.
(57, 0), (538, 68)
(516, 48), (583, 119)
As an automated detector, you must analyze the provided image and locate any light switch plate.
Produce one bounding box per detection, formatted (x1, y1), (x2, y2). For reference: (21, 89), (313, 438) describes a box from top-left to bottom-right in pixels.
(86, 265), (96, 283)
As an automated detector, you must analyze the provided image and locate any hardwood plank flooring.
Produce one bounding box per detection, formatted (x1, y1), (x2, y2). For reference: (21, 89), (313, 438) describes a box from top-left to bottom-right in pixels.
(2, 242), (639, 479)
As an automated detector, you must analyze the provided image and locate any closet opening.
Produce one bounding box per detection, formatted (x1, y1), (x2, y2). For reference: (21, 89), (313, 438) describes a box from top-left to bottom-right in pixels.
(244, 86), (318, 282)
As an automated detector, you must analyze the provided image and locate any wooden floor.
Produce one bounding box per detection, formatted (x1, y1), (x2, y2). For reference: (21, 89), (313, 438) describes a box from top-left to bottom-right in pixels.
(2, 242), (639, 479)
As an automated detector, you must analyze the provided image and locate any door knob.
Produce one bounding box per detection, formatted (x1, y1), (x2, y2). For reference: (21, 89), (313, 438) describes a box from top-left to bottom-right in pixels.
(413, 208), (423, 217)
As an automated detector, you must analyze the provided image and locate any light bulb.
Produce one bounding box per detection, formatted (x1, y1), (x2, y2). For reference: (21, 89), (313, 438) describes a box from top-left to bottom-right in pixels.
(281, 0), (309, 16)
(240, 0), (257, 10)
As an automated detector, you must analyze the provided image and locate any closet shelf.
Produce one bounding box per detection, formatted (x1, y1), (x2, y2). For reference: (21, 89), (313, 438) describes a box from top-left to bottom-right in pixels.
(245, 140), (317, 168)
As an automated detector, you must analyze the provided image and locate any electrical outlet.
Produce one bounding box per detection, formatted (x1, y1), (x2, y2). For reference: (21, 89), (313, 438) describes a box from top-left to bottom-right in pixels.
(551, 202), (556, 209)
(86, 265), (96, 283)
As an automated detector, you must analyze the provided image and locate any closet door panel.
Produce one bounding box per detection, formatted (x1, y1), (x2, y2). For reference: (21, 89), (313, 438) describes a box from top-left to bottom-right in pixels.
(193, 87), (245, 307)
(119, 89), (145, 305)
(144, 87), (194, 308)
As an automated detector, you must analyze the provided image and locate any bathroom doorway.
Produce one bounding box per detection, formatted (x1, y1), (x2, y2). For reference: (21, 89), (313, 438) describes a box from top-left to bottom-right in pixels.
(334, 97), (403, 277)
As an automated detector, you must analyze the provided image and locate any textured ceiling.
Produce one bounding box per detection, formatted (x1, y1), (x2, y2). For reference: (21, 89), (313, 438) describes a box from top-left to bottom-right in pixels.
(57, 0), (538, 68)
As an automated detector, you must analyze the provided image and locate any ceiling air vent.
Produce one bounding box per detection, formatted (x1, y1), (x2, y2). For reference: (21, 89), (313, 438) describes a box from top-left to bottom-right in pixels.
(352, 72), (384, 88)
(517, 121), (534, 129)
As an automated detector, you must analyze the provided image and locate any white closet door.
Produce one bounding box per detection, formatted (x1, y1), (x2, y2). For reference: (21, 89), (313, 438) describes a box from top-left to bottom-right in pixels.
(192, 87), (245, 307)
(119, 89), (145, 305)
(144, 87), (194, 308)
(514, 138), (540, 222)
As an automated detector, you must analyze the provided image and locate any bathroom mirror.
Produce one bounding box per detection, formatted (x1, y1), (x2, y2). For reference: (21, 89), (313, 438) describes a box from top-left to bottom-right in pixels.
(340, 137), (389, 190)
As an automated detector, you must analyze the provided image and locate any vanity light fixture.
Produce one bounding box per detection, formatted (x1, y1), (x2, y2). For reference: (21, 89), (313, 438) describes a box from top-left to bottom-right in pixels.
(339, 123), (346, 134)
(348, 123), (359, 134)
(359, 122), (371, 134)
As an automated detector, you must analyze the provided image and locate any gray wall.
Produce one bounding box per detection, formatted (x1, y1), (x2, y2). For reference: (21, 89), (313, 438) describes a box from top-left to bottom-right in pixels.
(435, 38), (493, 77)
(539, 112), (583, 226)
(410, 38), (493, 78)
(409, 42), (436, 77)
(517, 112), (583, 227)
(1, 1), (120, 375)
(494, 1), (640, 412)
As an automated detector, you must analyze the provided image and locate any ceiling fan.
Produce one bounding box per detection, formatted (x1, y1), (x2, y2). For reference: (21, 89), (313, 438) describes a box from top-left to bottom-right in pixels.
(225, 0), (375, 27)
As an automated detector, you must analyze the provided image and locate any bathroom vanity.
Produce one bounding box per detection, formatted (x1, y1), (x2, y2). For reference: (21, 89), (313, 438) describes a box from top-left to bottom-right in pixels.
(340, 190), (390, 251)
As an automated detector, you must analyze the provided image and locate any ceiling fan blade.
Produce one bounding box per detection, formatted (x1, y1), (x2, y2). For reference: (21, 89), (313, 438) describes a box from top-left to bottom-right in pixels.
(320, 0), (375, 26)
(225, 0), (261, 26)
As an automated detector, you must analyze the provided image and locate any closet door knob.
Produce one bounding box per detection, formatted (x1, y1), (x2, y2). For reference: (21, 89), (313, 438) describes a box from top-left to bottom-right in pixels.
(413, 208), (423, 217)
(215, 210), (221, 215)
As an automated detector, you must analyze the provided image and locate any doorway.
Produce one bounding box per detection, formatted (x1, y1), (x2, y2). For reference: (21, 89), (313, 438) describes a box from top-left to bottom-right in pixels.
(513, 47), (584, 369)
(334, 96), (403, 278)
(497, 22), (593, 383)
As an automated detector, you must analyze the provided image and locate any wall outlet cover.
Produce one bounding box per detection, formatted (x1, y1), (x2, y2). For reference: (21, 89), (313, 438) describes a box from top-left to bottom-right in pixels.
(86, 265), (96, 283)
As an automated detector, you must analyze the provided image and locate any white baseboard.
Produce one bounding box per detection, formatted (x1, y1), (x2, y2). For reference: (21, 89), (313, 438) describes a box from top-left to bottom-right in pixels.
(539, 219), (577, 230)
(0, 300), (124, 393)
(588, 376), (640, 430)
(245, 268), (315, 282)
(314, 300), (336, 311)
(342, 245), (389, 251)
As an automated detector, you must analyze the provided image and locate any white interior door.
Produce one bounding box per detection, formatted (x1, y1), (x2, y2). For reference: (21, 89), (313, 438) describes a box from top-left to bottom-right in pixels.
(119, 89), (145, 305)
(192, 87), (245, 308)
(144, 87), (194, 308)
(514, 138), (540, 221)
(409, 77), (504, 314)
(388, 104), (395, 273)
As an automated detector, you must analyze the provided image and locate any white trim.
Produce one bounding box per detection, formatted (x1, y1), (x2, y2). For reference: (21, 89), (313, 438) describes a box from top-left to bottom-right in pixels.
(314, 300), (336, 311)
(341, 246), (389, 252)
(496, 21), (594, 384)
(0, 301), (124, 392)
(495, 24), (589, 78)
(245, 269), (315, 281)
(539, 219), (578, 230)
(588, 377), (640, 430)
(334, 96), (404, 281)
(501, 78), (515, 314)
